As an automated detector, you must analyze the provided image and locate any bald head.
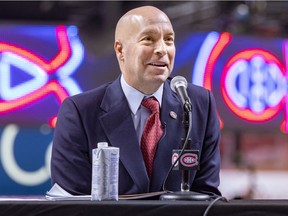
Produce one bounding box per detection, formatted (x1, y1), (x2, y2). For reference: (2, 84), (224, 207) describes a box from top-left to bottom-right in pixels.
(115, 6), (173, 42)
(114, 6), (175, 94)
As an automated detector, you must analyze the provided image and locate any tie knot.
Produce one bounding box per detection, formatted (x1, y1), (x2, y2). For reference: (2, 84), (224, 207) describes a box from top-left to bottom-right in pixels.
(141, 97), (160, 113)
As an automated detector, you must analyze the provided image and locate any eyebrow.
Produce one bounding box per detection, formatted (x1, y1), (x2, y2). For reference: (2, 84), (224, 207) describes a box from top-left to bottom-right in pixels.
(139, 30), (174, 37)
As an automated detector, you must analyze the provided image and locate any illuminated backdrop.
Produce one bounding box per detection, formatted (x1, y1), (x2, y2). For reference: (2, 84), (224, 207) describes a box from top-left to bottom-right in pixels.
(0, 25), (287, 194)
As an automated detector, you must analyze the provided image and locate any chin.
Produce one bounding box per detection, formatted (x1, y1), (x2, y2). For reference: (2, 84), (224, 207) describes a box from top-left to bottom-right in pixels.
(156, 73), (169, 82)
(145, 71), (170, 83)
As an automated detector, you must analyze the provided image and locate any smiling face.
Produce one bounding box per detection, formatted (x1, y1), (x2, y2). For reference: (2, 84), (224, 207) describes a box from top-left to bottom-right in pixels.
(114, 6), (176, 94)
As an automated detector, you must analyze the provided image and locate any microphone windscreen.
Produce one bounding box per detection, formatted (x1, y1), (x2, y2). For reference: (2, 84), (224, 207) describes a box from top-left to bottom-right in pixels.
(170, 76), (188, 93)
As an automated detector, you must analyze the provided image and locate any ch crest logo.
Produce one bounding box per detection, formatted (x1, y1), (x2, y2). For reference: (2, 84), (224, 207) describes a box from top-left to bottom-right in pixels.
(180, 153), (199, 167)
(192, 32), (288, 133)
(221, 49), (287, 131)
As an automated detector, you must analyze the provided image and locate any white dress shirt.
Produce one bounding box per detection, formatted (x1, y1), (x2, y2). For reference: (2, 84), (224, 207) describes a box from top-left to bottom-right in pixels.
(120, 75), (163, 144)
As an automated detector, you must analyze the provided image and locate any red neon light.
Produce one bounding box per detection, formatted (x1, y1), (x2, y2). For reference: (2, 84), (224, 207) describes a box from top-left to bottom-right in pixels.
(222, 89), (284, 121)
(203, 32), (232, 129)
(221, 49), (286, 122)
(0, 81), (68, 113)
(280, 96), (288, 133)
(0, 26), (72, 127)
(49, 116), (58, 128)
(0, 26), (71, 73)
(203, 32), (232, 90)
(280, 120), (287, 133)
(225, 49), (285, 73)
(50, 26), (71, 72)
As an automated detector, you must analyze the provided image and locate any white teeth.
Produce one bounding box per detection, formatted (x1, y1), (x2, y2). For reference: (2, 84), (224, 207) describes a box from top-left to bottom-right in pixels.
(151, 63), (166, 67)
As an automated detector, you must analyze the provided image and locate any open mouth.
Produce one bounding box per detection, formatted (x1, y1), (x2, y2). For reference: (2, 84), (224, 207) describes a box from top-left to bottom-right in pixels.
(149, 63), (167, 67)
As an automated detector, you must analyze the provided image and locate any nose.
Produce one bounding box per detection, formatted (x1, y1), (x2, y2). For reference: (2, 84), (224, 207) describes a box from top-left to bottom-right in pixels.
(154, 40), (167, 56)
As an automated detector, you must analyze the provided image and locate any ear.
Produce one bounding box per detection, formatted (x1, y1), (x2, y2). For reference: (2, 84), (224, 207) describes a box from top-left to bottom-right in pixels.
(114, 40), (124, 61)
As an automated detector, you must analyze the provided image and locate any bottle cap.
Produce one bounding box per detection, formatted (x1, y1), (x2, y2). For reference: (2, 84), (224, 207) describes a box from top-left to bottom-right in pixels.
(97, 142), (108, 148)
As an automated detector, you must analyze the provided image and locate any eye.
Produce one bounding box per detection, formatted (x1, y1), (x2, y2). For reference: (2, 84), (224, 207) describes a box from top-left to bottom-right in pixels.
(140, 36), (154, 45)
(143, 36), (153, 41)
(165, 36), (174, 42)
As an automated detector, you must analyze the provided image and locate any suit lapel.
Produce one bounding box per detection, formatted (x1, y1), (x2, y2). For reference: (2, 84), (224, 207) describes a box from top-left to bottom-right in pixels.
(99, 78), (149, 192)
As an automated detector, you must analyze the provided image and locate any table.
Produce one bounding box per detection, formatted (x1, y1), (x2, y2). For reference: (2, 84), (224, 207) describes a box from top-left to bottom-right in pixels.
(1, 198), (288, 216)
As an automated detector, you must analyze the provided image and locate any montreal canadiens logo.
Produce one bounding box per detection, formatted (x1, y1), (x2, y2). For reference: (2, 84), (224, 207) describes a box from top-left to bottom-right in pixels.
(180, 153), (198, 167)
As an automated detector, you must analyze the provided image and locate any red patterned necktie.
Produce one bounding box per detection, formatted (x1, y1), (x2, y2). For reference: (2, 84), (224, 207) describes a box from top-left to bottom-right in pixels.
(141, 97), (163, 178)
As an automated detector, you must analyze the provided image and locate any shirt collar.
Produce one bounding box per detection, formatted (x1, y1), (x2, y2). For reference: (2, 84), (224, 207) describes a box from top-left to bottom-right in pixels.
(120, 75), (163, 115)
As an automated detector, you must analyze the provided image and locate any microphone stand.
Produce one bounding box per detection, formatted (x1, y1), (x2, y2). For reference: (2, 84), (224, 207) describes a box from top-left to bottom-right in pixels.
(160, 100), (210, 201)
(180, 106), (192, 192)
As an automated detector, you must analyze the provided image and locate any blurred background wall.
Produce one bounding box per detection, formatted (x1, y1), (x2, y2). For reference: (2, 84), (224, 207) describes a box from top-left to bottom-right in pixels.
(0, 1), (287, 199)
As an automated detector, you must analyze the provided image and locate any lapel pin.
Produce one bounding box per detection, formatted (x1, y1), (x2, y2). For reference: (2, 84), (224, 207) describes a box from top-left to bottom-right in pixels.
(169, 111), (177, 119)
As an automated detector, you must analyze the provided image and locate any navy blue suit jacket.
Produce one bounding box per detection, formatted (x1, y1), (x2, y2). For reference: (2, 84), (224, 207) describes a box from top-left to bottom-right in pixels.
(51, 76), (221, 196)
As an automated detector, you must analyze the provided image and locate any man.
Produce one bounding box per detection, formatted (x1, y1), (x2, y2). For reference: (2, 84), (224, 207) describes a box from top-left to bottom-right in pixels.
(51, 5), (221, 197)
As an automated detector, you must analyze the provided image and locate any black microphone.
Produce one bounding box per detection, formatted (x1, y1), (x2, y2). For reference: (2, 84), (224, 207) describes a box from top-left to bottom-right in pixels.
(160, 76), (208, 201)
(170, 76), (192, 112)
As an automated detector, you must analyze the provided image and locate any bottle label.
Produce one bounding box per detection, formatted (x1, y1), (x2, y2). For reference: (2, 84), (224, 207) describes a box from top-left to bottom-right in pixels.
(91, 146), (119, 201)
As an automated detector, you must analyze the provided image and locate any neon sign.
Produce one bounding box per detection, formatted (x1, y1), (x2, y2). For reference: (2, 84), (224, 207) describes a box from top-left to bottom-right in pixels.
(192, 32), (288, 133)
(221, 50), (287, 125)
(0, 124), (52, 186)
(192, 32), (231, 129)
(0, 25), (83, 127)
(2, 27), (288, 195)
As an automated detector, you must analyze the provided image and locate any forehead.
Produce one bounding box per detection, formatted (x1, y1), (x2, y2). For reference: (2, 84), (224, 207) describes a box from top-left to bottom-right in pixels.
(133, 15), (174, 36)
